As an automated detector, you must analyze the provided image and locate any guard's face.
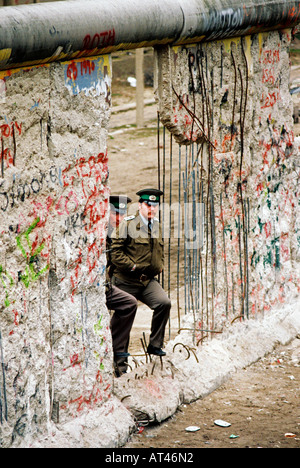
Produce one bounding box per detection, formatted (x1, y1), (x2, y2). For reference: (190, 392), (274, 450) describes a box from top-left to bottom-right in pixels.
(109, 210), (125, 228)
(139, 201), (159, 220)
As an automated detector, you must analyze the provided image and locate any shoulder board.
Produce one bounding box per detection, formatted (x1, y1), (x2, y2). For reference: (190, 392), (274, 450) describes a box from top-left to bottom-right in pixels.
(124, 215), (136, 221)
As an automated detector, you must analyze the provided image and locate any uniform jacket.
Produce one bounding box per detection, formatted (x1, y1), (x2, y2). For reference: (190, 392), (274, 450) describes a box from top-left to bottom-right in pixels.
(110, 212), (164, 286)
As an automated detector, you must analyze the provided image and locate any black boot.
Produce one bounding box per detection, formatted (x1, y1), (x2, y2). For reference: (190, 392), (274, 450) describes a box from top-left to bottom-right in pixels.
(147, 344), (166, 356)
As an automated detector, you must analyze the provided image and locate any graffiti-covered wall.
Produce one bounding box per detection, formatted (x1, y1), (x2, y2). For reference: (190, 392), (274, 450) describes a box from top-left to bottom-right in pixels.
(0, 55), (130, 447)
(1, 23), (299, 448)
(156, 29), (300, 330)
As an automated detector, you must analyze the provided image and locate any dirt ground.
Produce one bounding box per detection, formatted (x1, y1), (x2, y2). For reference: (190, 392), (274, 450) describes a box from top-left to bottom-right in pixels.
(125, 338), (300, 449)
(107, 49), (300, 449)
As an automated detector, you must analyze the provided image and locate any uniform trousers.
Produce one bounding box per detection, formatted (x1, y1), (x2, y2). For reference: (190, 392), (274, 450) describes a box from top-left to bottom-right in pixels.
(106, 284), (138, 372)
(113, 277), (171, 349)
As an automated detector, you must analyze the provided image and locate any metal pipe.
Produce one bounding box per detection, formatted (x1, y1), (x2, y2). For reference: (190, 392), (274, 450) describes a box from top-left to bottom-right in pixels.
(0, 0), (300, 70)
(0, 0), (184, 70)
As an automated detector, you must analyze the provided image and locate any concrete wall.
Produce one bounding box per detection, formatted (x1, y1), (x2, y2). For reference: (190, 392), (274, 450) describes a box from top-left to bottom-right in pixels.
(0, 27), (299, 448)
(0, 55), (135, 448)
(156, 29), (300, 330)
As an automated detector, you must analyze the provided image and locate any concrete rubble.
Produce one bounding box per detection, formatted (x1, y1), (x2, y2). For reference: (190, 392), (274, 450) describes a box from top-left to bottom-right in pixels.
(113, 298), (300, 437)
(23, 296), (300, 448)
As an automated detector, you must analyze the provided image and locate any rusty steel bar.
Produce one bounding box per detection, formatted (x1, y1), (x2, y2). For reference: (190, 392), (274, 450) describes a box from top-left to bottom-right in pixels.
(0, 0), (300, 70)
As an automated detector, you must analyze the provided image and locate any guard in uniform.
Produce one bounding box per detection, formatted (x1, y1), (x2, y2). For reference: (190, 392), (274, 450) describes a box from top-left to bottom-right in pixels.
(106, 195), (138, 376)
(110, 188), (171, 356)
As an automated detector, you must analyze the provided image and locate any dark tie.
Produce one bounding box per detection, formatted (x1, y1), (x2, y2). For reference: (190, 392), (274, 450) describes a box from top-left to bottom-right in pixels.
(148, 220), (153, 250)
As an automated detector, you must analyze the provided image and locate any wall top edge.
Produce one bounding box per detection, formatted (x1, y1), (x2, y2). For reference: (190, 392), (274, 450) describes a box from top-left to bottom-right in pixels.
(0, 0), (299, 71)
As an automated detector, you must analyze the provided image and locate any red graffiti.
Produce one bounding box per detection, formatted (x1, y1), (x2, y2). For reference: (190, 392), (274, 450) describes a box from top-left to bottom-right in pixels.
(61, 151), (109, 296)
(0, 121), (22, 171)
(70, 353), (81, 368)
(261, 89), (280, 109)
(8, 309), (19, 336)
(261, 49), (280, 65)
(172, 93), (202, 142)
(55, 191), (79, 216)
(264, 221), (272, 238)
(83, 29), (115, 50)
(0, 121), (22, 138)
(0, 147), (14, 170)
(67, 62), (78, 80)
(280, 233), (290, 263)
(67, 371), (110, 414)
(62, 153), (108, 188)
(80, 60), (95, 75)
(262, 67), (275, 85)
(144, 379), (163, 399)
(288, 5), (300, 21)
(67, 60), (96, 81)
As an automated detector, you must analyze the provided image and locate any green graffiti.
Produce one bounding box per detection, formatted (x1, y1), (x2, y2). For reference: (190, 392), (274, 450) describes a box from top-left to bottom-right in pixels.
(251, 250), (260, 268)
(94, 315), (103, 334)
(274, 244), (281, 270)
(94, 316), (105, 370)
(263, 248), (272, 267)
(1, 217), (50, 306)
(271, 237), (281, 270)
(257, 217), (265, 234)
(94, 352), (105, 371)
(0, 265), (14, 307)
(224, 225), (233, 237)
(252, 241), (281, 271)
(16, 217), (40, 259)
(94, 315), (104, 346)
(16, 217), (50, 288)
(19, 263), (50, 289)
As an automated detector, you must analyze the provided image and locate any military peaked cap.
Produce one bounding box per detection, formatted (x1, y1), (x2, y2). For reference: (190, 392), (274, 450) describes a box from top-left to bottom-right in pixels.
(136, 188), (163, 205)
(109, 195), (132, 214)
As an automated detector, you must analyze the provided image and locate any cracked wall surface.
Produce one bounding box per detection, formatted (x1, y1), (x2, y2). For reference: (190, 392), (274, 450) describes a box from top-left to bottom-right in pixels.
(155, 29), (300, 330)
(0, 55), (118, 447)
